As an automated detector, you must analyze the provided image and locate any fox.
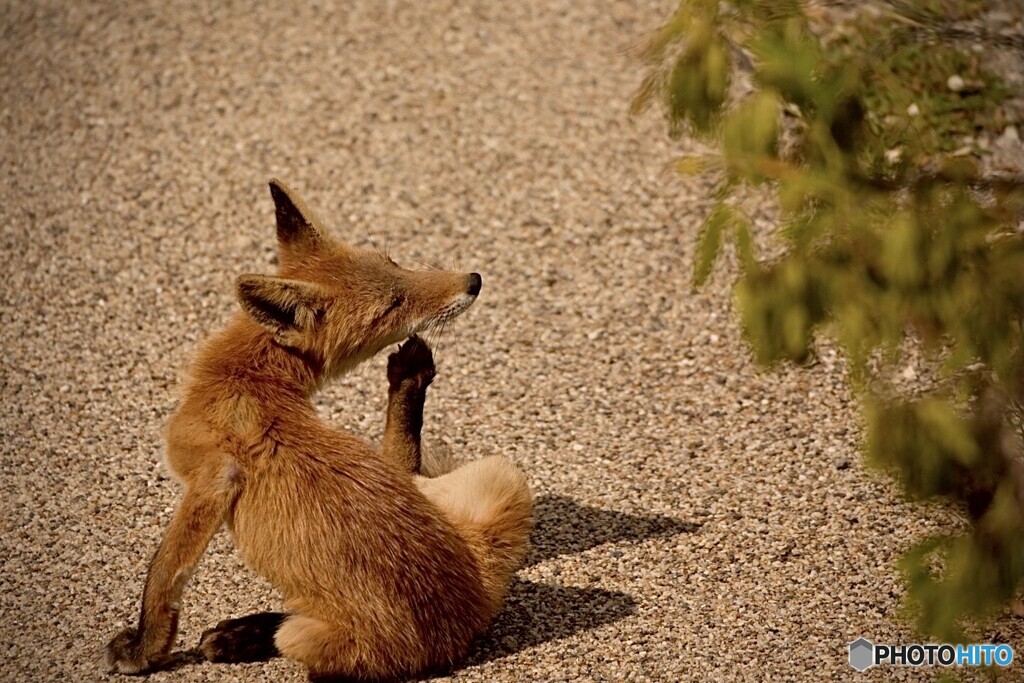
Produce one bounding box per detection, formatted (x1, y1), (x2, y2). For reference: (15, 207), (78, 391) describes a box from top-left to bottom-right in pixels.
(105, 180), (533, 681)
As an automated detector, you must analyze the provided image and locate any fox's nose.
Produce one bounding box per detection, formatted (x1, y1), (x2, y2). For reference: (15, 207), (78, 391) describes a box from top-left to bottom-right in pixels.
(467, 273), (482, 296)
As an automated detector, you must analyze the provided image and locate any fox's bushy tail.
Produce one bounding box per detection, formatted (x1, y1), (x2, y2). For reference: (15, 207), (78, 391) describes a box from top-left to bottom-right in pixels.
(416, 455), (533, 610)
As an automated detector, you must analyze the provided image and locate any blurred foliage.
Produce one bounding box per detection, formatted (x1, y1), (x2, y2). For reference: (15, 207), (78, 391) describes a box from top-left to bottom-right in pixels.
(821, 12), (1009, 157)
(634, 0), (1024, 642)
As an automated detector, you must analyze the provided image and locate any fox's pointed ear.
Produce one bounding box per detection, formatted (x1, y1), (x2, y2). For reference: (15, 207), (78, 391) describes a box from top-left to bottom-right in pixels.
(268, 179), (325, 263)
(237, 274), (325, 347)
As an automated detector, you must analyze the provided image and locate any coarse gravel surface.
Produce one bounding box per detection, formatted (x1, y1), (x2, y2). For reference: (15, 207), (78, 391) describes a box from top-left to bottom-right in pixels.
(1, 1), (1021, 682)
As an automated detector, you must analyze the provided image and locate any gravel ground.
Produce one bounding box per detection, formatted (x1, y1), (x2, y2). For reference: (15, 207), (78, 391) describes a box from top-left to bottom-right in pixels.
(1, 1), (1021, 681)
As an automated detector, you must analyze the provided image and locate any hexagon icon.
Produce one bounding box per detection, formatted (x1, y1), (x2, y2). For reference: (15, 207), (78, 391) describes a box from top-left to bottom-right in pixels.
(849, 637), (874, 671)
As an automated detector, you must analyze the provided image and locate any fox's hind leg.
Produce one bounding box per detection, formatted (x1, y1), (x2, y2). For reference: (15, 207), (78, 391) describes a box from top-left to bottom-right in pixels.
(274, 614), (416, 682)
(197, 611), (287, 663)
(383, 335), (435, 474)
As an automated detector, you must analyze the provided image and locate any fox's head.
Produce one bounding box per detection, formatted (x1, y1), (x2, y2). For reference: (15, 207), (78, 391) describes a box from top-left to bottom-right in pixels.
(236, 179), (481, 374)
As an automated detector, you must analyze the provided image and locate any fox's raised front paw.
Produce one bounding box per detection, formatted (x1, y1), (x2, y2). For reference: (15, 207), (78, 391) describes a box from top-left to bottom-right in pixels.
(387, 335), (436, 390)
(107, 628), (160, 675)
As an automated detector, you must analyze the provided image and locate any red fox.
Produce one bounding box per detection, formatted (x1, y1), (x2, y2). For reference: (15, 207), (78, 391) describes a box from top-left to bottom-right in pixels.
(106, 180), (533, 681)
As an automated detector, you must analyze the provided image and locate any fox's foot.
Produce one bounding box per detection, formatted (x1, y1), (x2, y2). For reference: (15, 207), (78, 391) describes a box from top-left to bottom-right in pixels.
(387, 335), (436, 391)
(387, 335), (436, 392)
(198, 612), (286, 664)
(107, 628), (163, 675)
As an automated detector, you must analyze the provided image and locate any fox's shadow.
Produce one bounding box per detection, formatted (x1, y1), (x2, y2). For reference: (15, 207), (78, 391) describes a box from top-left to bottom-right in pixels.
(525, 494), (702, 567)
(462, 579), (632, 668)
(463, 494), (701, 667)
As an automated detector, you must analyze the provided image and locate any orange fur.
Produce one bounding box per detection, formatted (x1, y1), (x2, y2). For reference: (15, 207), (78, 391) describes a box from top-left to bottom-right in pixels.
(106, 180), (532, 680)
